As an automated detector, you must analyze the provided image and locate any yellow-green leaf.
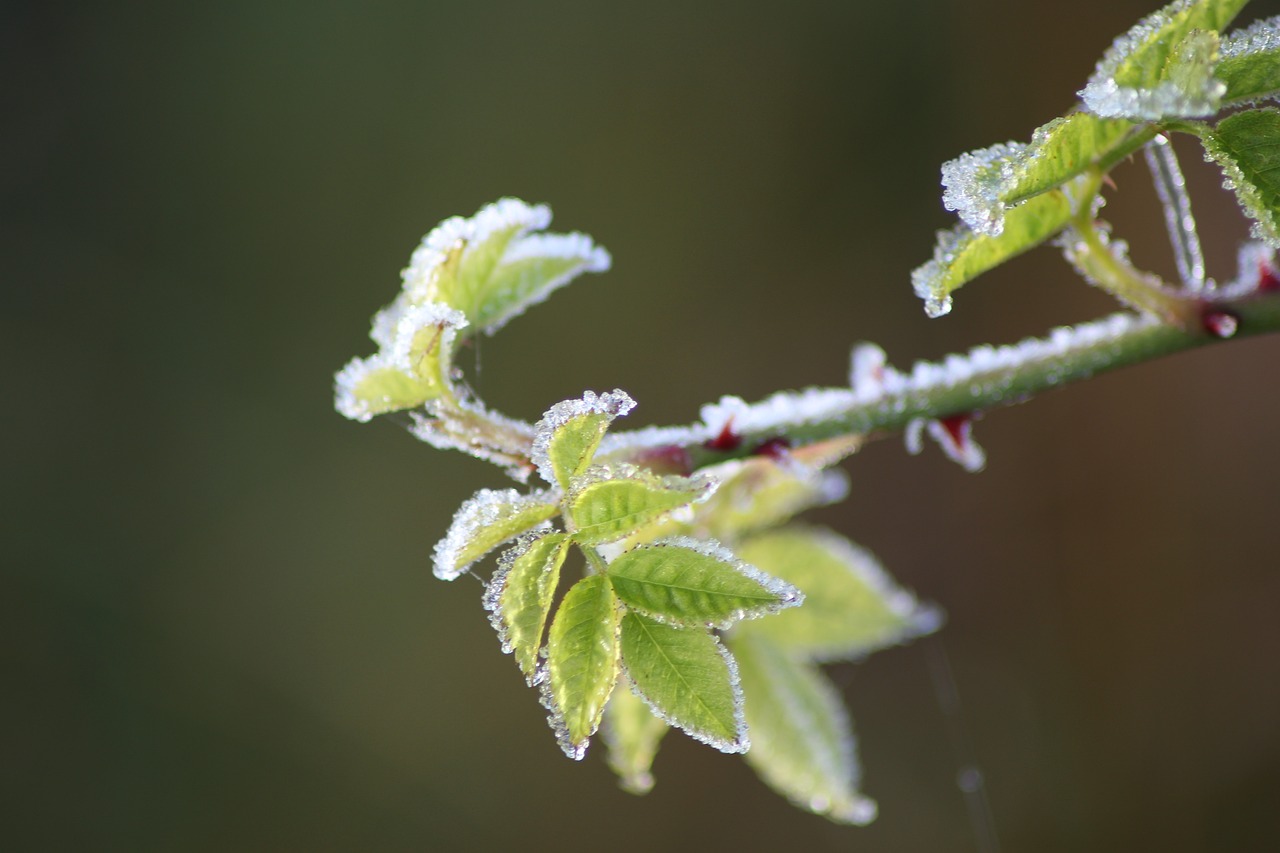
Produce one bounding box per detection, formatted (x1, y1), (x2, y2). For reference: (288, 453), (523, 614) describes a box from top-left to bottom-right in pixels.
(568, 469), (712, 546)
(607, 538), (801, 628)
(731, 633), (877, 826)
(912, 188), (1073, 317)
(942, 113), (1134, 236)
(619, 612), (746, 753)
(545, 575), (621, 759)
(1218, 15), (1280, 103)
(1201, 107), (1280, 245)
(532, 390), (636, 489)
(433, 488), (560, 580)
(602, 684), (669, 795)
(484, 532), (572, 682)
(734, 527), (940, 661)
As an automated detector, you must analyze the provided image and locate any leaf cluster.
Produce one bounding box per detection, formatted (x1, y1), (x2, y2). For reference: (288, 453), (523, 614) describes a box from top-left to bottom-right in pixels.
(916, 0), (1280, 319)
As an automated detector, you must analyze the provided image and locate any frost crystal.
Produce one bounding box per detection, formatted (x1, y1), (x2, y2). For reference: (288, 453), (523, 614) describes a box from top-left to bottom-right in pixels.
(700, 390), (859, 438)
(911, 223), (967, 317)
(531, 389), (636, 485)
(432, 487), (557, 580)
(402, 198), (552, 298)
(1220, 14), (1280, 60)
(941, 141), (1026, 236)
(1078, 0), (1226, 119)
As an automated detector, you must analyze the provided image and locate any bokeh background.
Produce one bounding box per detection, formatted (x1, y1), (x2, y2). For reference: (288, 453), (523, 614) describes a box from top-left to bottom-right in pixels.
(6, 0), (1280, 850)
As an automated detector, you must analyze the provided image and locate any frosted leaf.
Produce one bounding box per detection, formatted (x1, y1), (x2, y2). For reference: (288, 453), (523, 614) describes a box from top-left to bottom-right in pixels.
(731, 633), (878, 826)
(483, 531), (571, 683)
(734, 527), (942, 662)
(567, 464), (715, 546)
(402, 198), (611, 335)
(689, 456), (850, 542)
(602, 681), (669, 795)
(480, 232), (612, 334)
(913, 187), (1073, 317)
(619, 612), (749, 754)
(531, 389), (636, 488)
(941, 114), (1133, 237)
(1200, 108), (1280, 247)
(334, 301), (469, 422)
(432, 487), (559, 580)
(1219, 15), (1280, 103)
(605, 535), (803, 630)
(543, 574), (622, 760)
(401, 198), (551, 299)
(941, 141), (1026, 236)
(1078, 0), (1243, 119)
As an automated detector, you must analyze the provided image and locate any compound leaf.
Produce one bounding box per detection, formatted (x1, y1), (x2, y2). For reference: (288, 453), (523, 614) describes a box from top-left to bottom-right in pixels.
(545, 575), (622, 759)
(619, 612), (746, 753)
(607, 537), (801, 628)
(731, 633), (877, 826)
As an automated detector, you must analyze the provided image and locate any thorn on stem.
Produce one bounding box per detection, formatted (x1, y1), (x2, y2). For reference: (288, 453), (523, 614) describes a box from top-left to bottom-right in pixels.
(1202, 308), (1239, 339)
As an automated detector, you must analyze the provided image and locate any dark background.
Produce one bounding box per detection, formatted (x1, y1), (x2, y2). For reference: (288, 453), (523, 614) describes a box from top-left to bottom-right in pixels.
(6, 1), (1280, 850)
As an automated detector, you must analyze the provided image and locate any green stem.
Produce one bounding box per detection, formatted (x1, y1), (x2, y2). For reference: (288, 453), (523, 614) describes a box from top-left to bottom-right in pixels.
(667, 292), (1280, 472)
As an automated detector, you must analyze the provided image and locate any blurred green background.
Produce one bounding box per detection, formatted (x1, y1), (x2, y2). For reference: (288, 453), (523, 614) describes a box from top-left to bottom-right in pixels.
(6, 1), (1280, 850)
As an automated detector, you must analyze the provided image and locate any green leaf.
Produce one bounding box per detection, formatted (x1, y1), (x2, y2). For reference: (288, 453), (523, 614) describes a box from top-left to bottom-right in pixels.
(420, 200), (611, 335)
(532, 390), (636, 489)
(942, 113), (1134, 237)
(473, 237), (611, 334)
(733, 527), (940, 661)
(693, 456), (850, 541)
(1201, 107), (1280, 246)
(911, 188), (1073, 317)
(1217, 15), (1280, 103)
(338, 200), (611, 425)
(484, 532), (572, 682)
(619, 612), (746, 753)
(731, 633), (877, 826)
(1080, 0), (1246, 119)
(433, 488), (560, 580)
(333, 303), (466, 421)
(607, 538), (801, 628)
(568, 469), (712, 546)
(602, 683), (669, 795)
(545, 575), (622, 759)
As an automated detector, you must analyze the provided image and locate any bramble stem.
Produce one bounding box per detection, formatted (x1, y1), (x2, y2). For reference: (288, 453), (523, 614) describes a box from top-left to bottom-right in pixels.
(667, 292), (1280, 472)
